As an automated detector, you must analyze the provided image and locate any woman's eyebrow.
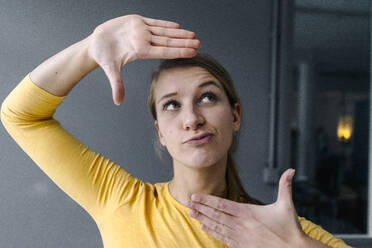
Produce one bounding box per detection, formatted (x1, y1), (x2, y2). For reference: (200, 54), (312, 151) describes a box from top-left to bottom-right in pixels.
(198, 80), (222, 90)
(157, 80), (221, 104)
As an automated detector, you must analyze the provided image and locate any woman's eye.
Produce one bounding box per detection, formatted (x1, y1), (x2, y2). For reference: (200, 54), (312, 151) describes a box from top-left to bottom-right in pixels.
(200, 92), (217, 103)
(162, 92), (217, 112)
(163, 100), (180, 111)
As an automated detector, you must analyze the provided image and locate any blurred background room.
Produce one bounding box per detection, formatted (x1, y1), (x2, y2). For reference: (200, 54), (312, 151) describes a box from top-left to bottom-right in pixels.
(291, 0), (370, 239)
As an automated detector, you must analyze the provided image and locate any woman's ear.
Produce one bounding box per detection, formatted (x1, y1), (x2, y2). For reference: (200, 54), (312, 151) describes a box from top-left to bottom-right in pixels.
(154, 120), (166, 146)
(232, 103), (241, 132)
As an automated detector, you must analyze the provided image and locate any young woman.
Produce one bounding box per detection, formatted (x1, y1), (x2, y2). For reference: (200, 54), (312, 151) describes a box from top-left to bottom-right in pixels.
(1, 14), (350, 248)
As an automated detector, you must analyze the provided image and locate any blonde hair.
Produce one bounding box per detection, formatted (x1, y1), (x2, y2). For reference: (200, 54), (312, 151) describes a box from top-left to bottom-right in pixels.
(147, 53), (262, 205)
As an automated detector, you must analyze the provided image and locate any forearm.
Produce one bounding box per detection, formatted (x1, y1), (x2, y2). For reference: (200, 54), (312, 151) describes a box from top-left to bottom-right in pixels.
(30, 35), (98, 97)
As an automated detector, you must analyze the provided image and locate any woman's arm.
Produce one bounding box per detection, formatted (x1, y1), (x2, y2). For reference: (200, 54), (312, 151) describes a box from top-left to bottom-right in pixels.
(1, 14), (200, 223)
(29, 36), (98, 97)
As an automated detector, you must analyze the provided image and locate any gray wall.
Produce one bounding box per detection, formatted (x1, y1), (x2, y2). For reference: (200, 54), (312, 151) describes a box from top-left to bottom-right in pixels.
(0, 0), (289, 247)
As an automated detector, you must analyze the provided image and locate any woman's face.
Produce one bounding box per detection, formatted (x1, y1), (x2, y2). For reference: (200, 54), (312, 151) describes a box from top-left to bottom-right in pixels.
(154, 66), (241, 169)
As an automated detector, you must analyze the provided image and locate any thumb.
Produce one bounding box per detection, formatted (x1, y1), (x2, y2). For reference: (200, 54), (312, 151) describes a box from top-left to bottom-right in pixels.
(276, 169), (295, 205)
(101, 62), (125, 106)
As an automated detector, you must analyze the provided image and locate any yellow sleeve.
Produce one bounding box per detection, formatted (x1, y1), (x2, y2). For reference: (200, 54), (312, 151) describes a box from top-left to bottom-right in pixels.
(1, 74), (140, 224)
(299, 217), (351, 248)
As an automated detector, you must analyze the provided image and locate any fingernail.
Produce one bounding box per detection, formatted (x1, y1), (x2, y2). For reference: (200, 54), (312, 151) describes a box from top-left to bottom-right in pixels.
(288, 169), (295, 180)
(191, 194), (199, 202)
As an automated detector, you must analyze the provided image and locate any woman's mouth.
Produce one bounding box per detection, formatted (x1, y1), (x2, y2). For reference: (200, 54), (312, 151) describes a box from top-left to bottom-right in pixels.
(185, 134), (213, 145)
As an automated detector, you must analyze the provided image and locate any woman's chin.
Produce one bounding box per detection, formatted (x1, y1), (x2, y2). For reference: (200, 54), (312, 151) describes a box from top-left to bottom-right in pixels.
(183, 156), (221, 169)
(173, 149), (228, 169)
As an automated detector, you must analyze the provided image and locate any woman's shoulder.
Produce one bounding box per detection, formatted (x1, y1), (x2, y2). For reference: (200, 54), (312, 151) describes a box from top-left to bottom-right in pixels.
(298, 217), (351, 248)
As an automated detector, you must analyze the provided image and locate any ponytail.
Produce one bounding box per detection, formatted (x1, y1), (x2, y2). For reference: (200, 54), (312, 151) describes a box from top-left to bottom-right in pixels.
(226, 153), (263, 205)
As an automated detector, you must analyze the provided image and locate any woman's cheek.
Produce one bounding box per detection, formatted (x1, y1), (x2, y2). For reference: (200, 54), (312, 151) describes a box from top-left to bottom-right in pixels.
(164, 127), (178, 147)
(210, 108), (233, 128)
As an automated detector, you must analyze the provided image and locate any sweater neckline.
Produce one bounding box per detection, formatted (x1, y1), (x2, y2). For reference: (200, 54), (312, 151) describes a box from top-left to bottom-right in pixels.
(164, 181), (190, 212)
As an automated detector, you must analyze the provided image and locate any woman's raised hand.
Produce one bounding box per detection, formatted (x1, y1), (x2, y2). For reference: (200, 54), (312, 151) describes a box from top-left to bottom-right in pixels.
(88, 14), (201, 105)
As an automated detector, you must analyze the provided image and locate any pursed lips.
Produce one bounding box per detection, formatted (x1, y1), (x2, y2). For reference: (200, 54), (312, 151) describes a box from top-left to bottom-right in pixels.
(183, 133), (214, 144)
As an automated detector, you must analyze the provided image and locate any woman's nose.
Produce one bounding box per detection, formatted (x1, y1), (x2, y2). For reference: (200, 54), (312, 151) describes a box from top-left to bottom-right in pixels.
(182, 104), (205, 130)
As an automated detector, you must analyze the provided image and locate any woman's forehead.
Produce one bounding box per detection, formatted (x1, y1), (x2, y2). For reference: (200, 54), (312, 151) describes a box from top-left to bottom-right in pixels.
(154, 66), (222, 94)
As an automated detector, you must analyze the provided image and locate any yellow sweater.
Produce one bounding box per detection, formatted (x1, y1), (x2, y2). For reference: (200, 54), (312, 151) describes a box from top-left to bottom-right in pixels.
(1, 74), (351, 248)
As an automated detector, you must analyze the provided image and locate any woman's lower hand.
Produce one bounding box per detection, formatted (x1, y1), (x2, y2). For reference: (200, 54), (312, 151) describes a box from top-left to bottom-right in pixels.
(186, 169), (318, 248)
(88, 14), (201, 105)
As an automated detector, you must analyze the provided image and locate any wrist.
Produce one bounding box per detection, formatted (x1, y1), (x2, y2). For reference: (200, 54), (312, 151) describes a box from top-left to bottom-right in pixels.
(80, 35), (99, 72)
(290, 234), (331, 248)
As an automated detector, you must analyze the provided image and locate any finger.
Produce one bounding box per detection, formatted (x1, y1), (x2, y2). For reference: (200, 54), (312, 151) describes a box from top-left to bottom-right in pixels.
(189, 208), (236, 238)
(148, 26), (195, 39)
(150, 36), (201, 48)
(187, 201), (239, 229)
(143, 17), (180, 28)
(276, 169), (295, 205)
(190, 194), (243, 217)
(199, 223), (237, 247)
(146, 46), (197, 59)
(100, 62), (125, 106)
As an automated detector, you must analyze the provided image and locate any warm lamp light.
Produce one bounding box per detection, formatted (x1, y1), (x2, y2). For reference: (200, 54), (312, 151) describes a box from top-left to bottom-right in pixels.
(337, 116), (353, 142)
